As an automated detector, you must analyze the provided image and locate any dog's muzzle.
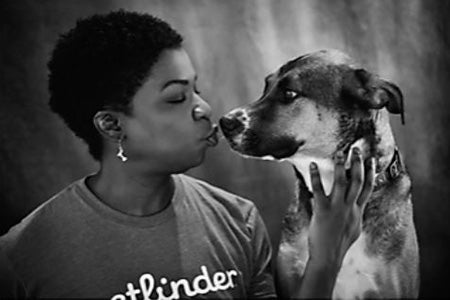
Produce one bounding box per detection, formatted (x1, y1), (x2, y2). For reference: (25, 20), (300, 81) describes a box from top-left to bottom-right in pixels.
(219, 115), (245, 137)
(219, 108), (248, 140)
(220, 109), (303, 159)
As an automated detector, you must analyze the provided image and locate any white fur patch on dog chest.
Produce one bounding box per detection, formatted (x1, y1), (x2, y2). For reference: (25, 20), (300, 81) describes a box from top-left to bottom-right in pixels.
(332, 233), (384, 299)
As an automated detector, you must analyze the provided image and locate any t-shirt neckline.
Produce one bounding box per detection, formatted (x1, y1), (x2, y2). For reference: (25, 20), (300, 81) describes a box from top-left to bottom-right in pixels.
(74, 174), (183, 228)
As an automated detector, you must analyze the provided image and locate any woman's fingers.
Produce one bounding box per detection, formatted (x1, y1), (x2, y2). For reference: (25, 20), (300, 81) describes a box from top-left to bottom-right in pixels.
(330, 151), (347, 204)
(357, 157), (375, 208)
(309, 162), (328, 209)
(310, 150), (375, 210)
(345, 148), (364, 205)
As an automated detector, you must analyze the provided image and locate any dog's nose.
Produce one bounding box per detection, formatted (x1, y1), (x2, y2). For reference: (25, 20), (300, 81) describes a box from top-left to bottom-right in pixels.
(219, 116), (244, 136)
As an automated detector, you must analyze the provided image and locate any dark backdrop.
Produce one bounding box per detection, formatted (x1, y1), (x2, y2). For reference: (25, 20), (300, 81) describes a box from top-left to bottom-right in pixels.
(1, 0), (449, 298)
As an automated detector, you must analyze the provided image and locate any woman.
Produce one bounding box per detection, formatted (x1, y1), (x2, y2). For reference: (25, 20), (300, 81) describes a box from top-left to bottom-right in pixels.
(0, 10), (374, 299)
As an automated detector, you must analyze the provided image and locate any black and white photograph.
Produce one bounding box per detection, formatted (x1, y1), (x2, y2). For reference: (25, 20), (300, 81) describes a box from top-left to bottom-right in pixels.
(0, 0), (449, 299)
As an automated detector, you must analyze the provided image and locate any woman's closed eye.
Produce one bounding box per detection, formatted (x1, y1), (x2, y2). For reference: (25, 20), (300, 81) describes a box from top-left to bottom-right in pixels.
(168, 94), (187, 104)
(167, 87), (201, 104)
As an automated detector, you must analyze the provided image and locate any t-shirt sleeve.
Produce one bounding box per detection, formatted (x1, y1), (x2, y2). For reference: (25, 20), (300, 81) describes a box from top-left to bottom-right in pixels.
(0, 246), (27, 299)
(246, 205), (277, 298)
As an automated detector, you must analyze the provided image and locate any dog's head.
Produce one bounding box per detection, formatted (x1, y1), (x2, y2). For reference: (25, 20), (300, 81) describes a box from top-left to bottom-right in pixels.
(220, 49), (404, 161)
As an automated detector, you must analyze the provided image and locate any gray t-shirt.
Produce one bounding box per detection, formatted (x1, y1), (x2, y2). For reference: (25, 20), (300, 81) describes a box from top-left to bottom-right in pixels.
(0, 174), (275, 299)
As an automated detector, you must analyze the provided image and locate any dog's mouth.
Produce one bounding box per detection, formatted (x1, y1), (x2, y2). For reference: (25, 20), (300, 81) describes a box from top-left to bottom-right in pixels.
(222, 128), (304, 159)
(219, 113), (305, 159)
(247, 137), (304, 159)
(267, 140), (304, 159)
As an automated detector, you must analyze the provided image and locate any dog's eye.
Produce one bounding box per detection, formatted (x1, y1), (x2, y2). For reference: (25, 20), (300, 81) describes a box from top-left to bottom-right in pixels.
(285, 90), (298, 98)
(282, 90), (299, 102)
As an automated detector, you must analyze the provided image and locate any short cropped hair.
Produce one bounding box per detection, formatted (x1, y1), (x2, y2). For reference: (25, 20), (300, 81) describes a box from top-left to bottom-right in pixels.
(48, 10), (183, 160)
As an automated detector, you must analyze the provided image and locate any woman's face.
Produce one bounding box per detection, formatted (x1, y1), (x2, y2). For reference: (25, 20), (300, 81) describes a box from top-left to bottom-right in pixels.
(122, 48), (217, 173)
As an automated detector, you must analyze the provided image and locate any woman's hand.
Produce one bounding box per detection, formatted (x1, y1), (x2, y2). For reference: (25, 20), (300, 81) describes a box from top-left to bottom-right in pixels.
(308, 147), (375, 269)
(308, 148), (375, 284)
(291, 147), (375, 299)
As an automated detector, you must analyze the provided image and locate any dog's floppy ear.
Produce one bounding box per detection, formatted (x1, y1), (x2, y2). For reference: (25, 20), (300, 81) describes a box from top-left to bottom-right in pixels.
(342, 68), (405, 124)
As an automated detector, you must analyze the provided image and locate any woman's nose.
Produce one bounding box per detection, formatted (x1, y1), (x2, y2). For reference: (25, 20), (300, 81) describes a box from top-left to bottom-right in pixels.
(192, 97), (212, 121)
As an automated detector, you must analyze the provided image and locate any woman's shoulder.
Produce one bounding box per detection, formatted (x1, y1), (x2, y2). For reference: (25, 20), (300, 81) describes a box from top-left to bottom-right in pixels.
(0, 178), (86, 254)
(174, 174), (258, 223)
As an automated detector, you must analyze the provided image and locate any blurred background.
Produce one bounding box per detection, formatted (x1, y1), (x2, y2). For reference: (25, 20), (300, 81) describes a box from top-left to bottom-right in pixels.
(1, 0), (449, 297)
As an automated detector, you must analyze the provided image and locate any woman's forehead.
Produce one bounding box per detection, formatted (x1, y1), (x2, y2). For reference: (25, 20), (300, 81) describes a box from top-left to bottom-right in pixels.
(149, 48), (196, 84)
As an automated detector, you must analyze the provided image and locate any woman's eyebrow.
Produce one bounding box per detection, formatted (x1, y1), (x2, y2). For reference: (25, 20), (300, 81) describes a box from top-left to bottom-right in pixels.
(161, 75), (198, 91)
(161, 79), (189, 91)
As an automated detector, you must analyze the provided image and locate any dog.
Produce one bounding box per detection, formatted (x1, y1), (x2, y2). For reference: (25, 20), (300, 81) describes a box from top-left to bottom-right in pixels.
(219, 49), (419, 299)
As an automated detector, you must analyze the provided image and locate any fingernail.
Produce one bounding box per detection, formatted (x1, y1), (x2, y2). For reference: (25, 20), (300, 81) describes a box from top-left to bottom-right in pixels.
(336, 151), (345, 163)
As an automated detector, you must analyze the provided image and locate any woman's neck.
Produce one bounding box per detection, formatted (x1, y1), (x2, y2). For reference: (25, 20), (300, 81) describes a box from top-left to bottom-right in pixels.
(86, 160), (175, 217)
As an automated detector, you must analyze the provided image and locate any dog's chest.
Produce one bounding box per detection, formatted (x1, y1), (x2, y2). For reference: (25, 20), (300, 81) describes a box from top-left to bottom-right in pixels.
(333, 234), (385, 299)
(279, 232), (384, 299)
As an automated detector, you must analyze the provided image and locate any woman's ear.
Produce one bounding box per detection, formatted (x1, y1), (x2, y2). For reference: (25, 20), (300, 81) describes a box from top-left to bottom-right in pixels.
(93, 111), (123, 140)
(342, 68), (405, 124)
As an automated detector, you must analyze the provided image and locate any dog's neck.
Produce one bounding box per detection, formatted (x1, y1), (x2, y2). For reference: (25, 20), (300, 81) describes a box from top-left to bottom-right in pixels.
(284, 110), (397, 195)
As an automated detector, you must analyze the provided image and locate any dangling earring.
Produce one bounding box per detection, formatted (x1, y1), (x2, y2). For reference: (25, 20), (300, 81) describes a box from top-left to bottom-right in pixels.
(116, 138), (128, 162)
